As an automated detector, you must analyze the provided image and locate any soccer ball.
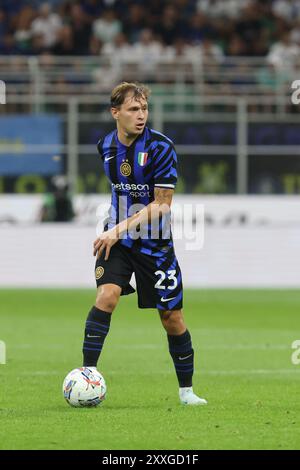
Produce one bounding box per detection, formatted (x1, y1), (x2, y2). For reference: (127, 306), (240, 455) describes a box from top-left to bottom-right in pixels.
(62, 367), (106, 407)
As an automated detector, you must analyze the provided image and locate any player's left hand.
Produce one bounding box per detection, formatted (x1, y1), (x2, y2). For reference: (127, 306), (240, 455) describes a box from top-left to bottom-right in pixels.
(93, 228), (119, 260)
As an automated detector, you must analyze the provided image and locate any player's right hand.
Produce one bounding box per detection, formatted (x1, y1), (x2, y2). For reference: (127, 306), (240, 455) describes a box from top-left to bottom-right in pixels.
(93, 228), (119, 261)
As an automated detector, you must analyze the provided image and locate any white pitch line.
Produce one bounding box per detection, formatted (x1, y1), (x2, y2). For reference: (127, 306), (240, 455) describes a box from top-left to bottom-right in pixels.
(106, 369), (300, 376)
(202, 369), (300, 376)
(114, 344), (291, 351)
(11, 343), (292, 351)
(199, 345), (290, 350)
(18, 369), (300, 377)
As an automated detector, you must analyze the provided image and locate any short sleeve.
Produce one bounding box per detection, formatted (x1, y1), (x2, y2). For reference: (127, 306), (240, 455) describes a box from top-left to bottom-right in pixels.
(153, 141), (177, 189)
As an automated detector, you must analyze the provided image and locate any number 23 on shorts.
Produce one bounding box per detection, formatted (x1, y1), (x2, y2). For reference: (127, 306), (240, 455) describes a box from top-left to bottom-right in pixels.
(154, 270), (178, 290)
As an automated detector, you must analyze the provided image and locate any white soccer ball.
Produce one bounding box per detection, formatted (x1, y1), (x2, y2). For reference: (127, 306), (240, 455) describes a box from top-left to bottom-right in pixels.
(63, 367), (106, 407)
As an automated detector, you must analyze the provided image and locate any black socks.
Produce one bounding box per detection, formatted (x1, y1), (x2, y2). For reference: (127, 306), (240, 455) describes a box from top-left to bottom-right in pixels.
(167, 330), (194, 387)
(82, 306), (112, 367)
(83, 307), (195, 388)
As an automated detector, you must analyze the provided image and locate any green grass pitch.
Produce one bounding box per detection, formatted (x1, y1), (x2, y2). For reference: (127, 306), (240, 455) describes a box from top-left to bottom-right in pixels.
(0, 289), (300, 450)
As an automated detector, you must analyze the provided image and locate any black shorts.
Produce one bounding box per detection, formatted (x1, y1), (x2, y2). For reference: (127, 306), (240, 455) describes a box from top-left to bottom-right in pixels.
(95, 241), (183, 310)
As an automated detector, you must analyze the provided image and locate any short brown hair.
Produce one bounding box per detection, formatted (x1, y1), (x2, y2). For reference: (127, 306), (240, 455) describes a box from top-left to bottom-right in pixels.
(110, 82), (151, 108)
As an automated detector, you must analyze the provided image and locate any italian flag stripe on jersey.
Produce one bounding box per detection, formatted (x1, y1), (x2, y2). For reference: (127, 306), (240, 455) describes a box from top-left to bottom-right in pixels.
(138, 152), (148, 166)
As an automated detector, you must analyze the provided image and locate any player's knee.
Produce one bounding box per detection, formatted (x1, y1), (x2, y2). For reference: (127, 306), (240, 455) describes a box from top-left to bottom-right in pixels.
(159, 309), (186, 334)
(95, 285), (120, 313)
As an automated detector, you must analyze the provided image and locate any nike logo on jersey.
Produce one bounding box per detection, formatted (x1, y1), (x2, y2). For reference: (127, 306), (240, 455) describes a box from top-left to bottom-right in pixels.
(104, 155), (116, 162)
(178, 354), (193, 361)
(160, 296), (177, 302)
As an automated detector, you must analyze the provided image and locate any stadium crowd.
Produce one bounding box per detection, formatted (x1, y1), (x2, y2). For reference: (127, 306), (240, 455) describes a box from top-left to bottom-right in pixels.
(0, 0), (300, 64)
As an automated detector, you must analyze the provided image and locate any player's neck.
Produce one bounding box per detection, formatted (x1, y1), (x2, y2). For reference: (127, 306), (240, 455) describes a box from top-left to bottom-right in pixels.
(117, 127), (139, 147)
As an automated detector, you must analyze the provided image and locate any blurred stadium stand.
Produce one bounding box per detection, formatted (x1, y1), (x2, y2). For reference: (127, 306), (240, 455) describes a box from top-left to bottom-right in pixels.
(1, 1), (300, 287)
(0, 0), (300, 196)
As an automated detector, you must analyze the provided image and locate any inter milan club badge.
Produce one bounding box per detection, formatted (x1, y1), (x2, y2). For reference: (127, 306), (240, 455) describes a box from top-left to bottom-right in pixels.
(120, 160), (131, 176)
(138, 152), (148, 166)
(95, 266), (104, 280)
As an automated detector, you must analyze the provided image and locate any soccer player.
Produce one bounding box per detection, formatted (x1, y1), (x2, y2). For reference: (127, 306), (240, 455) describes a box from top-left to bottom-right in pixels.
(82, 82), (207, 406)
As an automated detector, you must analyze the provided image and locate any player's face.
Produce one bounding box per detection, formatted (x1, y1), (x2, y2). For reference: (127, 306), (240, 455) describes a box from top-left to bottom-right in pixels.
(112, 93), (148, 137)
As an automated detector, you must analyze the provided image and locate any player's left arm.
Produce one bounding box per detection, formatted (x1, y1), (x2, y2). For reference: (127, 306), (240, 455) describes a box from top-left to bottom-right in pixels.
(119, 187), (174, 231)
(93, 188), (173, 260)
(153, 187), (174, 208)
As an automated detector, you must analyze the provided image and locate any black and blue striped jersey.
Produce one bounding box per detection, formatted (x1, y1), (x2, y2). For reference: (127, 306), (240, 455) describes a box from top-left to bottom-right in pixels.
(97, 126), (178, 257)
